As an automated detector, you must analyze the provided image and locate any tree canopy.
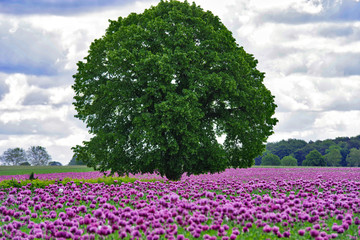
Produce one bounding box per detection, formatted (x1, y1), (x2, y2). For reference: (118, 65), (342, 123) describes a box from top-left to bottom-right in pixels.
(325, 145), (342, 166)
(27, 146), (52, 166)
(72, 0), (277, 180)
(68, 155), (86, 165)
(266, 139), (306, 160)
(280, 156), (297, 166)
(0, 146), (51, 166)
(346, 148), (360, 167)
(255, 135), (360, 167)
(261, 153), (281, 166)
(302, 150), (326, 167)
(0, 148), (27, 166)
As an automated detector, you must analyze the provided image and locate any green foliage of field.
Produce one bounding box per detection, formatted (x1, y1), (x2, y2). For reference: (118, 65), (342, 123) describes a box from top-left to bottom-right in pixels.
(0, 175), (163, 190)
(0, 165), (95, 176)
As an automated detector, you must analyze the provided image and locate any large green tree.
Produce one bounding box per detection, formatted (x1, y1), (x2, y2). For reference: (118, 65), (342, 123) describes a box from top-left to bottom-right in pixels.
(72, 0), (277, 180)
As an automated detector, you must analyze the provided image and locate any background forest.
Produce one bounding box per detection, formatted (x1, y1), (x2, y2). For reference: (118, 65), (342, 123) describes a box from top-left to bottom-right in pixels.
(255, 135), (360, 167)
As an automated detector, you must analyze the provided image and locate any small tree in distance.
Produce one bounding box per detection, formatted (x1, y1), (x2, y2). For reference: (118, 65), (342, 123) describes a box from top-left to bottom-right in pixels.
(72, 0), (277, 180)
(27, 146), (52, 166)
(68, 155), (85, 165)
(281, 156), (297, 166)
(0, 148), (27, 166)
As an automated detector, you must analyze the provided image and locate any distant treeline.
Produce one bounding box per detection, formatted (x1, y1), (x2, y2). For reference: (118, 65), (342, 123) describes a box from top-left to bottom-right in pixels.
(255, 135), (360, 167)
(0, 146), (62, 166)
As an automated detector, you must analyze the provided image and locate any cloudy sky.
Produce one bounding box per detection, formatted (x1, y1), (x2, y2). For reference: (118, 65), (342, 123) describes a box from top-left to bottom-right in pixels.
(1, 0), (359, 165)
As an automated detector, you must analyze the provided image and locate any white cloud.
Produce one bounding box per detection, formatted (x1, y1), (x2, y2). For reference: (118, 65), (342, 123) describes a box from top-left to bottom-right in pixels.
(257, 0), (360, 24)
(0, 0), (155, 15)
(0, 17), (67, 75)
(0, 73), (89, 165)
(48, 86), (74, 106)
(267, 75), (360, 113)
(1, 74), (29, 109)
(313, 110), (360, 138)
(0, 73), (10, 101)
(269, 110), (360, 142)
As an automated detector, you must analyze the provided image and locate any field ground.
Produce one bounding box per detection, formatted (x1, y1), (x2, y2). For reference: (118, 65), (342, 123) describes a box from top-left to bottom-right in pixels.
(0, 165), (95, 176)
(0, 168), (359, 239)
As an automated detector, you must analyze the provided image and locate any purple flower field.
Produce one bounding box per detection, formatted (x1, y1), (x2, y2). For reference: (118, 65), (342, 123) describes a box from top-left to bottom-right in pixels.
(0, 168), (360, 239)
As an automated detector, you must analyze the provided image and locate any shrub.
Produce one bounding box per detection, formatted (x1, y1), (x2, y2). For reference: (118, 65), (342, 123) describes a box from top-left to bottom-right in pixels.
(261, 153), (281, 166)
(281, 156), (298, 166)
(303, 150), (326, 166)
(29, 172), (38, 180)
(19, 161), (31, 166)
(49, 161), (62, 166)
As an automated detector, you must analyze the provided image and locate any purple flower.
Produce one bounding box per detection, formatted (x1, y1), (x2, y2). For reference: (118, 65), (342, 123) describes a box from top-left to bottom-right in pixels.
(119, 231), (127, 239)
(98, 225), (111, 236)
(342, 222), (349, 230)
(93, 209), (103, 219)
(330, 233), (338, 238)
(177, 235), (185, 240)
(310, 229), (319, 238)
(283, 231), (290, 238)
(263, 225), (272, 233)
(272, 226), (279, 233)
(55, 231), (68, 238)
(332, 224), (339, 231)
(79, 205), (87, 213)
(193, 232), (200, 238)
